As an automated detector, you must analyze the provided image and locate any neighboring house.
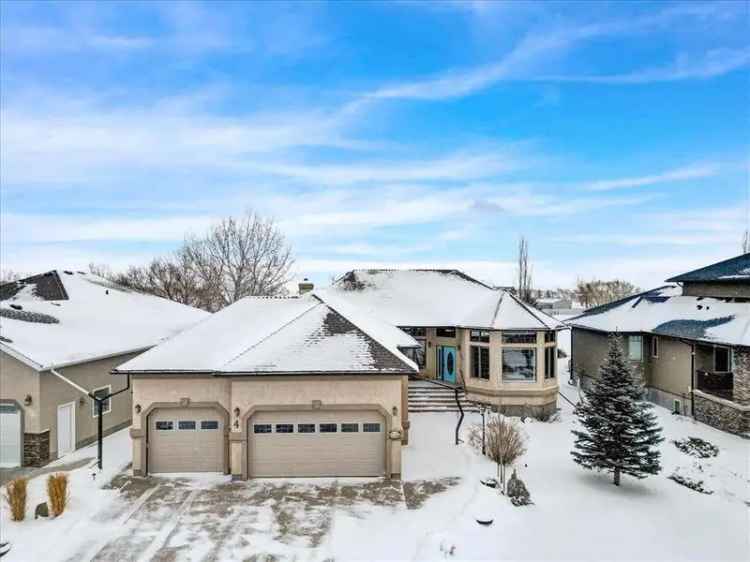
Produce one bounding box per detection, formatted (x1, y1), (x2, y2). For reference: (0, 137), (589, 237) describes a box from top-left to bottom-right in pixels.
(321, 269), (566, 418)
(536, 296), (574, 314)
(568, 254), (750, 434)
(113, 293), (419, 479)
(0, 270), (208, 468)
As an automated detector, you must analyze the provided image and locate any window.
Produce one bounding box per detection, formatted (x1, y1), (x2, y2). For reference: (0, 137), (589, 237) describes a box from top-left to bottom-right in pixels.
(253, 424), (272, 434)
(178, 420), (196, 430)
(363, 423), (381, 433)
(502, 332), (536, 344)
(298, 423), (315, 433)
(155, 421), (174, 431)
(341, 423), (359, 433)
(545, 347), (556, 379)
(200, 420), (219, 430)
(436, 327), (456, 338)
(320, 423), (337, 433)
(402, 327), (426, 338)
(628, 335), (643, 361)
(502, 349), (536, 382)
(91, 385), (112, 417)
(471, 346), (490, 379)
(470, 330), (490, 343)
(275, 424), (294, 434)
(714, 346), (731, 373)
(651, 336), (659, 358)
(545, 331), (556, 343)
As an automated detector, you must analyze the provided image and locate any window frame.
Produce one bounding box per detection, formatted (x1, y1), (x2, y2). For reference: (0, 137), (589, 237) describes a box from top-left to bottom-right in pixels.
(651, 336), (659, 359)
(502, 348), (537, 382)
(319, 423), (338, 433)
(470, 330), (490, 343)
(91, 385), (112, 417)
(436, 327), (456, 338)
(544, 346), (557, 379)
(178, 420), (196, 431)
(341, 423), (359, 433)
(502, 332), (537, 345)
(275, 423), (294, 434)
(545, 331), (556, 343)
(628, 335), (643, 361)
(155, 420), (175, 431)
(470, 345), (490, 380)
(363, 422), (381, 433)
(714, 346), (731, 373)
(253, 424), (272, 434)
(200, 420), (219, 431)
(297, 423), (316, 434)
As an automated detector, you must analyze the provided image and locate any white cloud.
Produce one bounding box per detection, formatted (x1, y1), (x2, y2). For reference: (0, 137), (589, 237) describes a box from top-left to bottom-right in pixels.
(583, 164), (718, 192)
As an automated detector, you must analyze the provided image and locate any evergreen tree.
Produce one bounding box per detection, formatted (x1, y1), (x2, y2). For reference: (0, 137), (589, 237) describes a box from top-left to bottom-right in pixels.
(571, 335), (663, 486)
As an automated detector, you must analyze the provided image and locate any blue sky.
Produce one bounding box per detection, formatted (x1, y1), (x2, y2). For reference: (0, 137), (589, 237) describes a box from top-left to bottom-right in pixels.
(1, 0), (748, 289)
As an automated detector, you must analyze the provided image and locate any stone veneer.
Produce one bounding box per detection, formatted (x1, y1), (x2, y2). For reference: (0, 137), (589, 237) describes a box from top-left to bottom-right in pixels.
(23, 430), (50, 467)
(693, 393), (750, 435)
(732, 346), (750, 405)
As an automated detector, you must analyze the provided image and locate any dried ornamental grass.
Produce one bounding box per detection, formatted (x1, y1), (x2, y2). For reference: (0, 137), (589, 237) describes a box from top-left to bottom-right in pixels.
(4, 477), (28, 521)
(47, 473), (69, 517)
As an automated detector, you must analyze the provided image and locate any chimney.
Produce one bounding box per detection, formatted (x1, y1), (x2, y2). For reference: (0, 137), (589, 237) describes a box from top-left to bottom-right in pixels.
(298, 277), (314, 295)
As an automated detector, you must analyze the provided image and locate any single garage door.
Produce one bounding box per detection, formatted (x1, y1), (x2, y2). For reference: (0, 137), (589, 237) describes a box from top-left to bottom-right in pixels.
(148, 408), (224, 473)
(0, 404), (22, 468)
(249, 410), (386, 478)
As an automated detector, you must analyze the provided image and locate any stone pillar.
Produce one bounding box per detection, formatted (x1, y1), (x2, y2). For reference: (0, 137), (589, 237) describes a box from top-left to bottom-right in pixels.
(732, 347), (750, 405)
(23, 430), (50, 467)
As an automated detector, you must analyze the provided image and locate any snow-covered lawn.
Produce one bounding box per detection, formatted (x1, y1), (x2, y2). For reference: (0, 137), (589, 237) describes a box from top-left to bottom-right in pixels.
(2, 399), (747, 561)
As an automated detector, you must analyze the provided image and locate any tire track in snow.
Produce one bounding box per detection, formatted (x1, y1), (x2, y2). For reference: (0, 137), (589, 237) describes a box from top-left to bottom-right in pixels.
(135, 489), (198, 562)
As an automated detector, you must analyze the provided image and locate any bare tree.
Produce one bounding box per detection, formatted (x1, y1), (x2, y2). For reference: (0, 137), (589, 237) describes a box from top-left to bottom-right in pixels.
(107, 211), (294, 312)
(0, 270), (24, 284)
(742, 229), (749, 254)
(576, 278), (640, 308)
(516, 236), (535, 305)
(469, 415), (527, 493)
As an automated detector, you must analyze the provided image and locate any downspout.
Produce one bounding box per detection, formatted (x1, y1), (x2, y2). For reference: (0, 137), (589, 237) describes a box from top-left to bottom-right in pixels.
(49, 368), (130, 469)
(690, 344), (696, 418)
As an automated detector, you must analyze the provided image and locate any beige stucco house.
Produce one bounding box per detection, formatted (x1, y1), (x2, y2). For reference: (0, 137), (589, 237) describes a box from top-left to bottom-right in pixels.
(113, 295), (419, 479)
(0, 270), (207, 468)
(321, 269), (567, 418)
(569, 254), (750, 435)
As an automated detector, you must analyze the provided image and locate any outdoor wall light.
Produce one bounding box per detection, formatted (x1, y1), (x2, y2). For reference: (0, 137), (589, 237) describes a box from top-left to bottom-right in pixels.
(23, 394), (32, 406)
(134, 404), (142, 414)
(78, 396), (86, 406)
(392, 406), (398, 416)
(234, 407), (240, 417)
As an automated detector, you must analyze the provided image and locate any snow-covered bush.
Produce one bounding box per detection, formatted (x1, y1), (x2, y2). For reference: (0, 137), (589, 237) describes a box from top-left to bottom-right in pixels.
(673, 437), (719, 459)
(507, 469), (533, 506)
(668, 472), (713, 495)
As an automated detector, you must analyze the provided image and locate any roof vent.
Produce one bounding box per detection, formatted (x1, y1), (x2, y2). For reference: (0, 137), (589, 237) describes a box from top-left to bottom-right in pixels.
(63, 270), (73, 275)
(9, 304), (22, 311)
(298, 278), (314, 295)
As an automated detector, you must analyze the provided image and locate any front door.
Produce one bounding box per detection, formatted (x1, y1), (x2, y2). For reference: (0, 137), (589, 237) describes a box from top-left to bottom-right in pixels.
(438, 346), (457, 384)
(57, 402), (76, 457)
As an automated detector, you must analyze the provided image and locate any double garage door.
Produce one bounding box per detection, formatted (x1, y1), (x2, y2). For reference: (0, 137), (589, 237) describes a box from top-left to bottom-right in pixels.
(249, 410), (386, 478)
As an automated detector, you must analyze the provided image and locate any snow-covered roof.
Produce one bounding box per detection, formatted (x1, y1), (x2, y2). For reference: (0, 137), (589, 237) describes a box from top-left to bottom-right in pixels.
(114, 294), (418, 375)
(568, 286), (750, 347)
(324, 269), (566, 331)
(0, 270), (209, 370)
(667, 253), (750, 283)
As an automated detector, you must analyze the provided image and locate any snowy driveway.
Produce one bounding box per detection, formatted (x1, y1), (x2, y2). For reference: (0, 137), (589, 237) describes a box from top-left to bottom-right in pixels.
(66, 473), (459, 562)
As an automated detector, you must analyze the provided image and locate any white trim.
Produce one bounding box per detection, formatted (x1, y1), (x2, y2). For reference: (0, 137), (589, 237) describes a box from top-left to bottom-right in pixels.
(91, 384), (112, 417)
(0, 343), (154, 373)
(49, 368), (90, 395)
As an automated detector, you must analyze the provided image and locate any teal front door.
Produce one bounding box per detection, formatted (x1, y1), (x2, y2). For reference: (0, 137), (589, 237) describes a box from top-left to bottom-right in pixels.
(438, 346), (457, 384)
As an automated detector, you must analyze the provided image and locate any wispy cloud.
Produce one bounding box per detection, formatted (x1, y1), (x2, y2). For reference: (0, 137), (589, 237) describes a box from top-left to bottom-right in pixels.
(583, 164), (718, 192)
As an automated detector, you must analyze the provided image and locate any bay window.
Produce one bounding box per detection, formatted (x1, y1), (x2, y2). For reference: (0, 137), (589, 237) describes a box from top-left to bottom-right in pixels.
(471, 345), (490, 379)
(502, 348), (536, 382)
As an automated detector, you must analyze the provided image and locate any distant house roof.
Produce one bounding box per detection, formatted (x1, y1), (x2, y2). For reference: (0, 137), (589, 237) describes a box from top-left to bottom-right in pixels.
(321, 269), (565, 331)
(666, 254), (750, 284)
(568, 286), (750, 347)
(0, 270), (209, 370)
(114, 295), (418, 375)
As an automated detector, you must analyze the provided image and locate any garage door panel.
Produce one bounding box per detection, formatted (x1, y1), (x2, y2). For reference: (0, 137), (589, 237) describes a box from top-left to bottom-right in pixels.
(149, 408), (224, 473)
(249, 410), (385, 478)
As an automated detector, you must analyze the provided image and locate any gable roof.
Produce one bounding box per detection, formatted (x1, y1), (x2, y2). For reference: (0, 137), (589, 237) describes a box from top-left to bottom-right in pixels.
(0, 270), (209, 370)
(666, 254), (750, 284)
(114, 294), (418, 375)
(324, 269), (565, 330)
(568, 285), (750, 347)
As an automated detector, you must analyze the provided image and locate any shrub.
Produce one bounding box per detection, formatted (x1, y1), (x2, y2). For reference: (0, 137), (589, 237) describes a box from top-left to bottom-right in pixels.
(668, 472), (713, 495)
(673, 437), (719, 459)
(47, 473), (69, 517)
(469, 415), (527, 493)
(4, 477), (28, 521)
